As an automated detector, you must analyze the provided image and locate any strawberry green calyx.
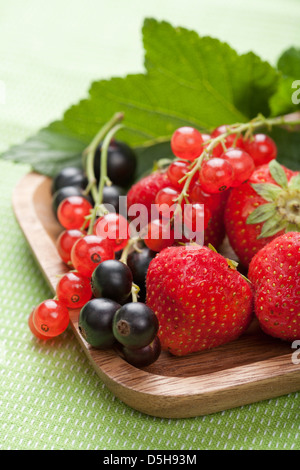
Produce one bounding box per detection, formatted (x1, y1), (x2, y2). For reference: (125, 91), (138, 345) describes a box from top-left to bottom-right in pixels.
(246, 160), (300, 239)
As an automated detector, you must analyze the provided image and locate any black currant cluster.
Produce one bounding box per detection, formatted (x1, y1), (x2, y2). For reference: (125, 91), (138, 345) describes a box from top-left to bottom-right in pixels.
(51, 139), (136, 216)
(84, 258), (161, 367)
(79, 273), (161, 368)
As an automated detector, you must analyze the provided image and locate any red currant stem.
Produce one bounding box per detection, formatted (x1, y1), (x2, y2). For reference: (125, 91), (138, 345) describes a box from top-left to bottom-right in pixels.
(173, 154), (205, 218)
(87, 122), (124, 234)
(84, 112), (124, 203)
(80, 214), (91, 232)
(174, 113), (300, 217)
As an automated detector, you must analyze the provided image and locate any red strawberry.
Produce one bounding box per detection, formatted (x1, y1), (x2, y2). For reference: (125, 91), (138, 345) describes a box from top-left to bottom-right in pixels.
(225, 160), (300, 267)
(146, 245), (253, 356)
(126, 170), (171, 228)
(126, 169), (228, 250)
(248, 232), (300, 342)
(202, 189), (229, 249)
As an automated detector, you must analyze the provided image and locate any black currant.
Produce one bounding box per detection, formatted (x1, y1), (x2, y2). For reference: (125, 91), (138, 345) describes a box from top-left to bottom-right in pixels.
(78, 298), (121, 349)
(102, 184), (126, 213)
(51, 166), (88, 195)
(127, 246), (156, 302)
(91, 260), (133, 303)
(122, 336), (161, 368)
(94, 139), (137, 188)
(112, 302), (159, 349)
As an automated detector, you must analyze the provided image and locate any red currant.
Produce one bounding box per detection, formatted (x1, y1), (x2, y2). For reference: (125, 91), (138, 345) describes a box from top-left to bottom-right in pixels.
(71, 235), (115, 278)
(171, 127), (204, 161)
(211, 125), (243, 157)
(200, 133), (211, 153)
(57, 196), (93, 230)
(28, 310), (50, 340)
(154, 186), (180, 219)
(56, 229), (85, 265)
(56, 272), (93, 309)
(93, 213), (130, 252)
(220, 147), (255, 186)
(167, 160), (198, 189)
(242, 133), (277, 166)
(189, 181), (222, 213)
(200, 133), (211, 143)
(199, 158), (234, 193)
(32, 299), (70, 338)
(143, 219), (174, 252)
(183, 203), (211, 232)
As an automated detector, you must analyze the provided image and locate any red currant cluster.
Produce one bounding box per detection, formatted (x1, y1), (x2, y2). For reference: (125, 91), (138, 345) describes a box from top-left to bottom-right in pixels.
(29, 135), (161, 367)
(137, 125), (277, 253)
(171, 125), (277, 194)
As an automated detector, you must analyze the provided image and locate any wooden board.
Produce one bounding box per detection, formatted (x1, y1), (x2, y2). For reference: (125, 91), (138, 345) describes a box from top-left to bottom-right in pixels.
(12, 172), (300, 418)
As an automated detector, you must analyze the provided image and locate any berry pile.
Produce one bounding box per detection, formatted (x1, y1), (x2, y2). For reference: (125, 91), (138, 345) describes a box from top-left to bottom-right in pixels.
(30, 134), (161, 367)
(29, 113), (300, 363)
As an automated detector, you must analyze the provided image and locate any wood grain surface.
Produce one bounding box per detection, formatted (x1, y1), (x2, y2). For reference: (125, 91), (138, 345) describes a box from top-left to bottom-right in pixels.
(12, 172), (300, 418)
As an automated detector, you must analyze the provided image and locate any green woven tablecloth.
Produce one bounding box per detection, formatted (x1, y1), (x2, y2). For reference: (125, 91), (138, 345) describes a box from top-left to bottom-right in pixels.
(0, 0), (299, 451)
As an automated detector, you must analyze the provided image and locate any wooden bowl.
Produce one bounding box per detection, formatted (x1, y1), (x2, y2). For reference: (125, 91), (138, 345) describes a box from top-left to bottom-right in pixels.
(12, 172), (300, 418)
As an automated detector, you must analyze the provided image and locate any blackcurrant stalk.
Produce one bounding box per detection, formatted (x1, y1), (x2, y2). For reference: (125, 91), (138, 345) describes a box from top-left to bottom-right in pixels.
(83, 112), (124, 202)
(118, 236), (143, 302)
(82, 114), (144, 303)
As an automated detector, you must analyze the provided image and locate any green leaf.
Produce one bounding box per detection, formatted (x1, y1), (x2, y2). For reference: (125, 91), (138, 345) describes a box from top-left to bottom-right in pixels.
(277, 47), (300, 77)
(267, 126), (300, 171)
(0, 18), (281, 177)
(2, 128), (86, 176)
(134, 141), (173, 180)
(268, 160), (288, 188)
(142, 19), (279, 120)
(251, 183), (282, 202)
(269, 47), (300, 116)
(246, 202), (276, 225)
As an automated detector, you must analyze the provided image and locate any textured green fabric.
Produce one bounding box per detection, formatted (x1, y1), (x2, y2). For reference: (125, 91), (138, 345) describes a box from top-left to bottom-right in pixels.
(0, 0), (299, 451)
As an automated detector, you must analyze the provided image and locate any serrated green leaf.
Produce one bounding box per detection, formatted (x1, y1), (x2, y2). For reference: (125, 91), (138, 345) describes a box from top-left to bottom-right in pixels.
(246, 202), (276, 225)
(143, 19), (279, 120)
(1, 128), (86, 177)
(278, 47), (300, 78)
(269, 47), (300, 116)
(258, 214), (287, 239)
(251, 183), (282, 202)
(269, 160), (288, 188)
(0, 18), (281, 177)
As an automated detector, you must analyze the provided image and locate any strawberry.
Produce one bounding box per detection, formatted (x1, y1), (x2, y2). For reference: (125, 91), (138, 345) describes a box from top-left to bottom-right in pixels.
(146, 244), (253, 356)
(224, 160), (300, 267)
(127, 169), (229, 250)
(202, 189), (229, 249)
(248, 232), (300, 342)
(126, 170), (171, 228)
